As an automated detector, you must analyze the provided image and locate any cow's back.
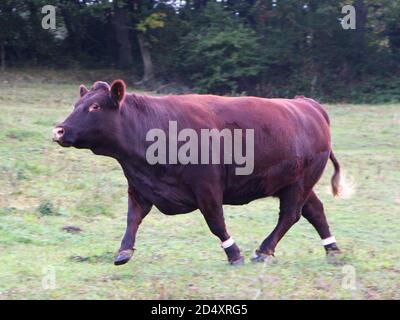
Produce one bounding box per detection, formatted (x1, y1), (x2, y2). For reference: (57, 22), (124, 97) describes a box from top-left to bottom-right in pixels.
(160, 94), (331, 161)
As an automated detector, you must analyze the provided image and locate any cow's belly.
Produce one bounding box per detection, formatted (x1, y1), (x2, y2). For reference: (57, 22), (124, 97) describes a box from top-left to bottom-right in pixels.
(222, 179), (268, 205)
(222, 162), (298, 205)
(153, 197), (197, 215)
(138, 183), (198, 215)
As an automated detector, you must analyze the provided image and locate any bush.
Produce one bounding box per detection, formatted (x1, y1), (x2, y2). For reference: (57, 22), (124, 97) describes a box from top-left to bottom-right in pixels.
(178, 3), (264, 94)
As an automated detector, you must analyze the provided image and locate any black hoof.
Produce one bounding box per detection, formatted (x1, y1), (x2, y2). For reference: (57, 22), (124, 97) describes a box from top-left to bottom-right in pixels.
(229, 256), (245, 266)
(325, 244), (342, 256)
(326, 249), (344, 266)
(326, 248), (341, 256)
(114, 249), (134, 266)
(251, 252), (273, 263)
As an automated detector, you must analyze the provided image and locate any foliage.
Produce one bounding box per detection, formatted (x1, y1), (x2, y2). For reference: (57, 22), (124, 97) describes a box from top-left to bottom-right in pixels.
(0, 0), (399, 101)
(178, 3), (264, 93)
(136, 12), (166, 33)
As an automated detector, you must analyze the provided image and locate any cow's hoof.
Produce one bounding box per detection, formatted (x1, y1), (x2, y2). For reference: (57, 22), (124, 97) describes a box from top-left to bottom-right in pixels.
(229, 256), (245, 266)
(326, 249), (344, 266)
(114, 249), (134, 266)
(251, 253), (273, 263)
(326, 247), (341, 255)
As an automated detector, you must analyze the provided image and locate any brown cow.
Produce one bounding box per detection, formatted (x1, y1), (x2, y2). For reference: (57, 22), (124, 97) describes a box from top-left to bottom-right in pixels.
(53, 80), (342, 265)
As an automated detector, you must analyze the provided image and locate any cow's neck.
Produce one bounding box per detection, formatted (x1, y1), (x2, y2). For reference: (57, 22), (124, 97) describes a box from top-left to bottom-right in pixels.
(110, 93), (163, 183)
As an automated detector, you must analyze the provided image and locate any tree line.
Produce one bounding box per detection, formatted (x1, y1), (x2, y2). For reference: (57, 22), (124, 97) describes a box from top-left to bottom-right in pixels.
(1, 0), (399, 102)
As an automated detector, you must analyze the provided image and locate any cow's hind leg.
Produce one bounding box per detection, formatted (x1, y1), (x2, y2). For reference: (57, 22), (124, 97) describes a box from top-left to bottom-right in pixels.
(197, 193), (244, 265)
(302, 191), (340, 255)
(252, 183), (307, 262)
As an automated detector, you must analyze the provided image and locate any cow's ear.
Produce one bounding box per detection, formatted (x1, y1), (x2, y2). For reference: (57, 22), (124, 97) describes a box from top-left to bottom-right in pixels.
(110, 79), (126, 107)
(80, 84), (89, 97)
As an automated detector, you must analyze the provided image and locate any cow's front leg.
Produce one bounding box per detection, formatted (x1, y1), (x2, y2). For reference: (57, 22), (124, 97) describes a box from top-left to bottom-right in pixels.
(114, 188), (152, 266)
(197, 190), (244, 265)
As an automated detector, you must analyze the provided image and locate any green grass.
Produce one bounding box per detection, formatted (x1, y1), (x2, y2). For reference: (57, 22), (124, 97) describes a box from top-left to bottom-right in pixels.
(0, 75), (399, 299)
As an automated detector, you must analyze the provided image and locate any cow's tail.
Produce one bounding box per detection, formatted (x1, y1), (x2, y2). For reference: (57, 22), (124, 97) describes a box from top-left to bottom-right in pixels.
(330, 151), (342, 197)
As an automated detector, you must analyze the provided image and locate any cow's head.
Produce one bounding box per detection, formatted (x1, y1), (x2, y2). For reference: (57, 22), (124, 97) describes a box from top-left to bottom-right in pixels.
(53, 80), (126, 153)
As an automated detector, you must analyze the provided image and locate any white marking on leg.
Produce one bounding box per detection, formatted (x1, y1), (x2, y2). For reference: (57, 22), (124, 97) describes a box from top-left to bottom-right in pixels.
(221, 237), (235, 249)
(321, 236), (336, 246)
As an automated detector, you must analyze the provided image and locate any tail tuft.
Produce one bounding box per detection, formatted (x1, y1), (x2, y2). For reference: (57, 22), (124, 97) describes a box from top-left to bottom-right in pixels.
(329, 151), (355, 198)
(330, 151), (342, 197)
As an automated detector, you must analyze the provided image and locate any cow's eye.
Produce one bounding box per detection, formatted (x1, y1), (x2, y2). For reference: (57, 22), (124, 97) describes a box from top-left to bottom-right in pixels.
(89, 104), (101, 112)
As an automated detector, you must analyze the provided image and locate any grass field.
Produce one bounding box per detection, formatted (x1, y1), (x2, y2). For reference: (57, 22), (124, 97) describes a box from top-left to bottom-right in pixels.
(0, 72), (399, 299)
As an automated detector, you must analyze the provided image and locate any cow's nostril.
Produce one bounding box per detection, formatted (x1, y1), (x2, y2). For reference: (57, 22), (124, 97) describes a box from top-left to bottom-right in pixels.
(53, 127), (65, 140)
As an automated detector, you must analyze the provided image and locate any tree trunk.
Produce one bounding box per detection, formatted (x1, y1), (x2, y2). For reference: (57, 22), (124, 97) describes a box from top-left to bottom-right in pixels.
(137, 32), (154, 84)
(354, 0), (367, 78)
(60, 1), (81, 59)
(354, 0), (367, 38)
(113, 5), (134, 68)
(0, 41), (5, 71)
(27, 1), (42, 65)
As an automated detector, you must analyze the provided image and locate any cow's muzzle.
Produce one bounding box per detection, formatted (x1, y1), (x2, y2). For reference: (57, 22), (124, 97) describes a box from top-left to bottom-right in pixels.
(52, 127), (64, 141)
(52, 126), (72, 147)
